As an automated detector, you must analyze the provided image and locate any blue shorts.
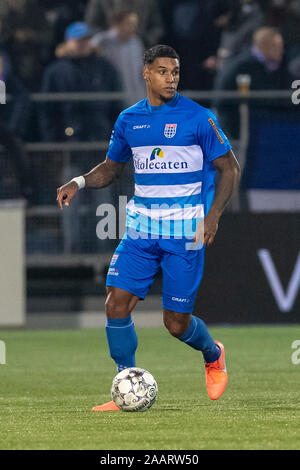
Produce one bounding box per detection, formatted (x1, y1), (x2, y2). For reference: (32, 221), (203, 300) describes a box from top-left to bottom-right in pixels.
(106, 232), (205, 313)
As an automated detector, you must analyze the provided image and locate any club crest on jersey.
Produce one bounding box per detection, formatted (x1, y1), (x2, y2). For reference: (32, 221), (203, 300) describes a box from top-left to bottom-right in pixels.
(164, 123), (177, 139)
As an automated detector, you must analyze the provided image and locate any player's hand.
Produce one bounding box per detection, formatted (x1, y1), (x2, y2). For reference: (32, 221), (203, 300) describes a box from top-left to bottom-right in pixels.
(56, 181), (79, 210)
(193, 211), (220, 247)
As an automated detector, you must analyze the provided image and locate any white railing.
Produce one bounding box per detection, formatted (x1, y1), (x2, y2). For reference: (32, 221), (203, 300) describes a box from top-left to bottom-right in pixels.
(6, 89), (292, 102)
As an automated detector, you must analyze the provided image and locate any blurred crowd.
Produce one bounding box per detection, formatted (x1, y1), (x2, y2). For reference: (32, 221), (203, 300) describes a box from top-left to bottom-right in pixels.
(0, 1), (299, 227)
(0, 0), (299, 124)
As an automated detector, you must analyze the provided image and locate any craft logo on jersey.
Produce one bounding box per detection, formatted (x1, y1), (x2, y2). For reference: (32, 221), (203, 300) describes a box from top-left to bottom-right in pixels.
(164, 123), (177, 139)
(150, 148), (164, 161)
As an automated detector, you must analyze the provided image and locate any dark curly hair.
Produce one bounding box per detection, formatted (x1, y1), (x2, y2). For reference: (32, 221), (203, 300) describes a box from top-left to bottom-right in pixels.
(144, 45), (180, 65)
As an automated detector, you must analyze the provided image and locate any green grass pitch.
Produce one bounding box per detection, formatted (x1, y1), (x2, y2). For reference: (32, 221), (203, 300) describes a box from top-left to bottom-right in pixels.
(0, 325), (299, 450)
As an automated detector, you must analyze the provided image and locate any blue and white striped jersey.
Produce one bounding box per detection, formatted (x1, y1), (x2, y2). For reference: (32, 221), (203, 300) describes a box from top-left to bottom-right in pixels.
(107, 93), (231, 236)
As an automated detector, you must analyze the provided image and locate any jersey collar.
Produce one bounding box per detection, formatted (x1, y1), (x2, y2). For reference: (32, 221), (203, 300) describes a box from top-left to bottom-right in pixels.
(145, 92), (180, 113)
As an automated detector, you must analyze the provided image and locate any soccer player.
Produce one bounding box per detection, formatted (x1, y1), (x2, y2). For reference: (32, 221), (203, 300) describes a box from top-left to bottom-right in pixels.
(57, 45), (241, 411)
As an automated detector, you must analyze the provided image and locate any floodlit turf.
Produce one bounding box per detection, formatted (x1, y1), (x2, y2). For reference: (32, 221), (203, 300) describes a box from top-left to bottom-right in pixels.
(0, 325), (300, 450)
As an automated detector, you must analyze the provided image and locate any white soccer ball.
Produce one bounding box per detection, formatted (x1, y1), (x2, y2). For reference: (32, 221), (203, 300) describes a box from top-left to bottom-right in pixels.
(111, 367), (158, 412)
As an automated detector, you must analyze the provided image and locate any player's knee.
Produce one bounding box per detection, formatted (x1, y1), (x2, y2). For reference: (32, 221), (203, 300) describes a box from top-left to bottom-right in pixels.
(105, 295), (131, 318)
(164, 316), (189, 338)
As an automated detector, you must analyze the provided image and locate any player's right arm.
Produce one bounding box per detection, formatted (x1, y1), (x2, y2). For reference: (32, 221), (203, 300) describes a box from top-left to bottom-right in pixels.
(56, 158), (125, 210)
(56, 158), (125, 209)
(57, 112), (132, 210)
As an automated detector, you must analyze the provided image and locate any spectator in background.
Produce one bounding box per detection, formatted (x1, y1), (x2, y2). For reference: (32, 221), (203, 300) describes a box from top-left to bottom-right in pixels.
(84, 0), (163, 47)
(0, 0), (52, 91)
(0, 50), (34, 202)
(40, 22), (121, 142)
(217, 0), (264, 67)
(258, 0), (300, 57)
(214, 27), (292, 139)
(217, 1), (300, 68)
(41, 0), (89, 56)
(256, 0), (290, 28)
(159, 0), (232, 90)
(40, 22), (122, 252)
(91, 10), (145, 106)
(284, 0), (300, 53)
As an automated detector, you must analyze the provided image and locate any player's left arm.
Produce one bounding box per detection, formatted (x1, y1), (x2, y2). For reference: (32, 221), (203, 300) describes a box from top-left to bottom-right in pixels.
(194, 149), (241, 245)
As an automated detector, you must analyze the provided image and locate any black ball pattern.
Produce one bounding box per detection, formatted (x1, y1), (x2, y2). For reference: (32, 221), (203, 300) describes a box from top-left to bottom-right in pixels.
(111, 367), (158, 412)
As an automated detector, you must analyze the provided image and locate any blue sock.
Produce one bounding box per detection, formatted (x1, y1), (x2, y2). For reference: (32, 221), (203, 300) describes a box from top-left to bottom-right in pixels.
(105, 315), (138, 372)
(179, 315), (221, 363)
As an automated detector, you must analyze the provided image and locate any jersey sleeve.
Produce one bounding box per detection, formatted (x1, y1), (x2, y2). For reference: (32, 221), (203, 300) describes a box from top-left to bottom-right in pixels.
(106, 113), (132, 163)
(196, 109), (232, 162)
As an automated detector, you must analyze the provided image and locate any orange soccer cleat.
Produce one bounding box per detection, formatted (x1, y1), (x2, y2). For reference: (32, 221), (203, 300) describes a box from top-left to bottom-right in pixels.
(91, 400), (120, 411)
(205, 341), (228, 400)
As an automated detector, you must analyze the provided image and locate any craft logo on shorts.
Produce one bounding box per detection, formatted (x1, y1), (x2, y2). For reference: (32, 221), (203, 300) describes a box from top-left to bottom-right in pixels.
(164, 123), (177, 139)
(150, 147), (164, 161)
(208, 118), (224, 144)
(171, 296), (190, 303)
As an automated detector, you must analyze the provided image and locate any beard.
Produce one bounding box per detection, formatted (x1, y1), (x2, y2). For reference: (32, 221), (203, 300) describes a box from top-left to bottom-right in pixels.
(158, 92), (176, 103)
